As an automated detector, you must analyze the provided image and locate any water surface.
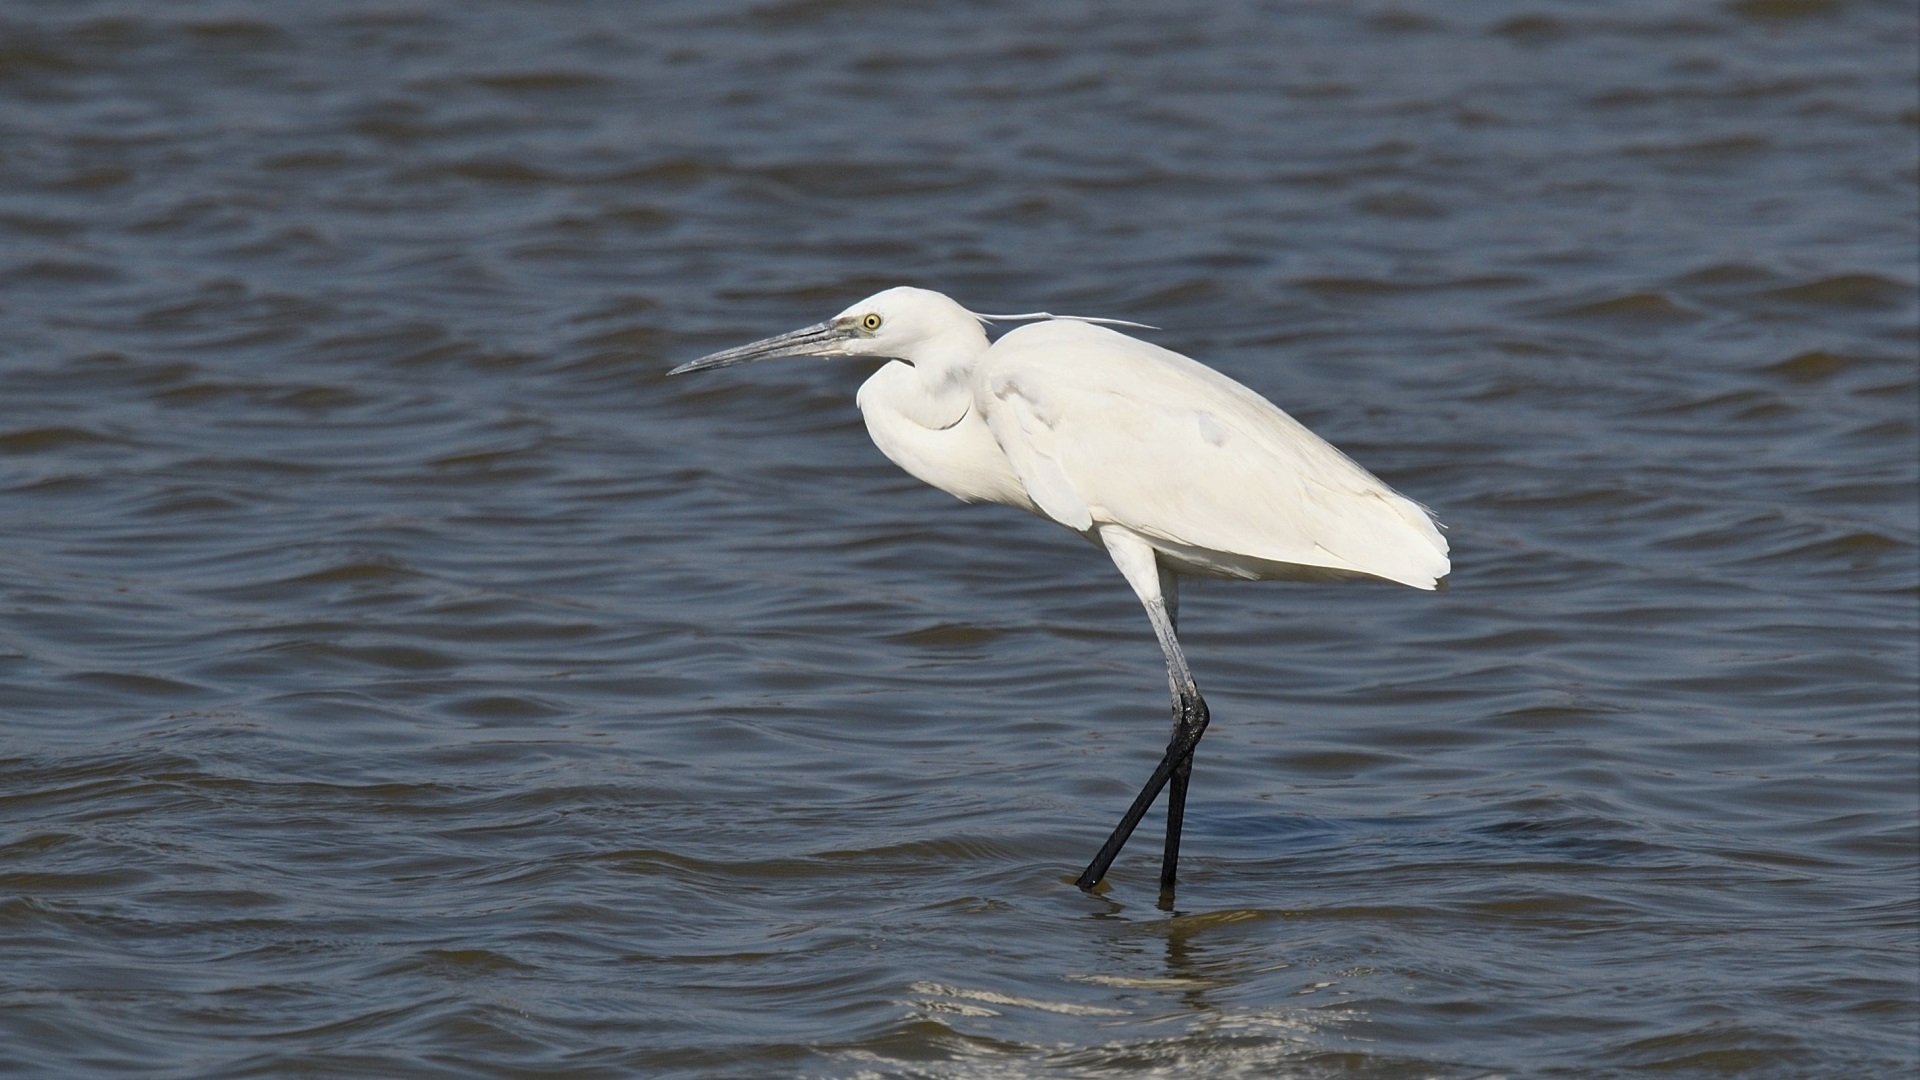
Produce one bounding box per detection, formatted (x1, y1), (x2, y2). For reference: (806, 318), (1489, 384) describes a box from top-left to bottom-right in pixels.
(2, 1), (1916, 1076)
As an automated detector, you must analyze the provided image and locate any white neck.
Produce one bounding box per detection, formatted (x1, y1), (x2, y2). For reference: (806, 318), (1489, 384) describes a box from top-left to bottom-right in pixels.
(854, 357), (1035, 513)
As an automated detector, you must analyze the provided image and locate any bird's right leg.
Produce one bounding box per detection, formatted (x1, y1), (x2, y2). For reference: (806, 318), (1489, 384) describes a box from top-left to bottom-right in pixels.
(1075, 672), (1208, 891)
(1077, 529), (1210, 892)
(1155, 566), (1199, 894)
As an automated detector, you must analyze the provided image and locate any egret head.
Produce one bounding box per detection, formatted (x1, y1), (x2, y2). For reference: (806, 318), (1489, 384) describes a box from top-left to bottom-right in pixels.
(668, 287), (985, 376)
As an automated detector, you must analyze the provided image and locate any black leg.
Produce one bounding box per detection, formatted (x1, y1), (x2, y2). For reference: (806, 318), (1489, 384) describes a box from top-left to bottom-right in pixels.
(1076, 692), (1210, 890)
(1159, 709), (1198, 892)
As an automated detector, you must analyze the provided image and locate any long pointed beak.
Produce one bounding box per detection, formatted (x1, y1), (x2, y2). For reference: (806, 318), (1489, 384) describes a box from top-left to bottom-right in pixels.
(668, 321), (856, 376)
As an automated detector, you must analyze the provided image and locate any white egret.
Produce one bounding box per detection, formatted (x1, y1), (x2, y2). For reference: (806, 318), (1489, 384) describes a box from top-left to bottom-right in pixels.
(670, 287), (1448, 894)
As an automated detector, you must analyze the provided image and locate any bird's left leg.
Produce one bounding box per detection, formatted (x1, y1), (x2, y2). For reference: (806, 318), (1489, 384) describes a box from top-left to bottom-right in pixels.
(1076, 528), (1210, 892)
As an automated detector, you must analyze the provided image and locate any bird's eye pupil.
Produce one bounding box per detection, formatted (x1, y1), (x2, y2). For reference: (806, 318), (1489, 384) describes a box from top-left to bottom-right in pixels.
(862, 314), (882, 331)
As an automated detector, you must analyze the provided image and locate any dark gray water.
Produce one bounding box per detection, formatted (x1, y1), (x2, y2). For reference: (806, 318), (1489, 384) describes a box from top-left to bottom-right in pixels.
(2, 1), (1916, 1076)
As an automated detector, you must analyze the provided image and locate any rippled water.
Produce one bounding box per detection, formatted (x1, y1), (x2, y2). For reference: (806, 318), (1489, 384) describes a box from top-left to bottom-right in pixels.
(2, 1), (1916, 1076)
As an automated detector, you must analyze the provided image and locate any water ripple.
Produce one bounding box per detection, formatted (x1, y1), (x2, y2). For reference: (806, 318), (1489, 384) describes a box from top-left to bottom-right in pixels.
(0, 0), (1914, 1077)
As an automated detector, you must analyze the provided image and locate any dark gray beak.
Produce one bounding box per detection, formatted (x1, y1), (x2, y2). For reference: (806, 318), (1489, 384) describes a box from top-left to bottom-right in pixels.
(668, 321), (856, 375)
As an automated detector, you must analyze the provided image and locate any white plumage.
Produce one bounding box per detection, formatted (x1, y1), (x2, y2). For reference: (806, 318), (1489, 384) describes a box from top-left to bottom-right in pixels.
(671, 285), (1448, 894)
(974, 318), (1447, 588)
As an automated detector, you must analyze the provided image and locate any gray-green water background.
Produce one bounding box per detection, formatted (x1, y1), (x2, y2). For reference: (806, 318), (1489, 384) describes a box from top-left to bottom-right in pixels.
(2, 1), (1916, 1076)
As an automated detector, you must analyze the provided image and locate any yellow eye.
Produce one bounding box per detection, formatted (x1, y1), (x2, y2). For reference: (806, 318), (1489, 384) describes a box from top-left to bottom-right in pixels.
(860, 313), (882, 332)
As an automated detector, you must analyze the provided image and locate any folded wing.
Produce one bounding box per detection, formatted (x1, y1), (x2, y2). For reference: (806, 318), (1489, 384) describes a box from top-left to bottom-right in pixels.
(977, 320), (1448, 589)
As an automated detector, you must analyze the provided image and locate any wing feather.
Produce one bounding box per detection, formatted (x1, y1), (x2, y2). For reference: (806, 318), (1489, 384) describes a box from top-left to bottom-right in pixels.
(976, 321), (1448, 588)
(984, 379), (1094, 531)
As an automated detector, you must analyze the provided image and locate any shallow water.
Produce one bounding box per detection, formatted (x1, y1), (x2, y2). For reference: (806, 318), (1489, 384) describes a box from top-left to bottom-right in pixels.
(2, 0), (1916, 1076)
